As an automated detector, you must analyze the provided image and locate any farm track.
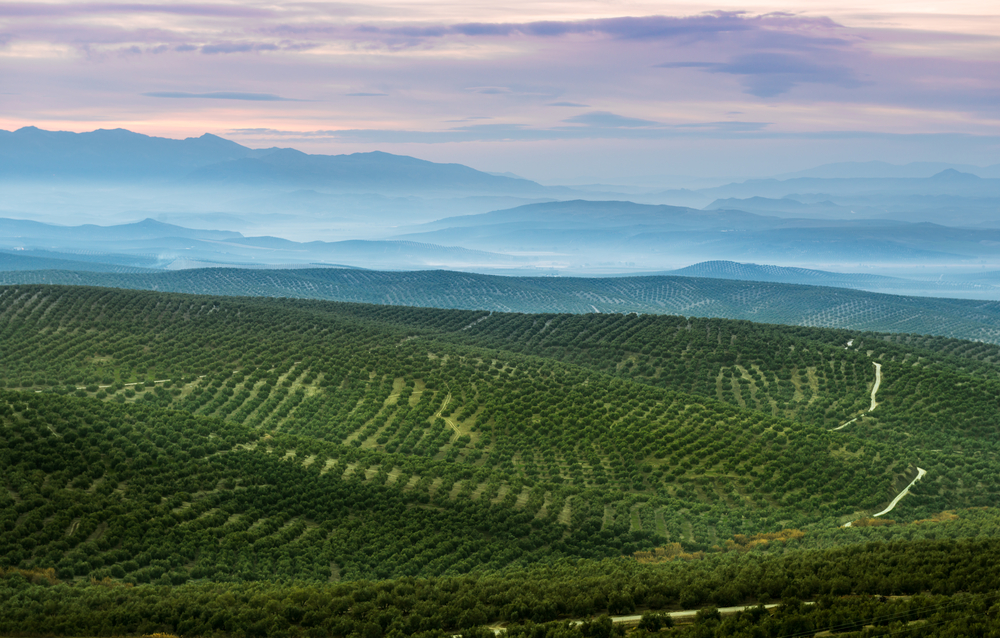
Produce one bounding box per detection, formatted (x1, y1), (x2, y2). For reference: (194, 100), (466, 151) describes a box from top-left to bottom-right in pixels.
(481, 602), (809, 634)
(869, 362), (882, 412)
(832, 361), (881, 431)
(871, 467), (927, 518)
(832, 359), (916, 525)
(832, 418), (856, 432)
(843, 468), (928, 527)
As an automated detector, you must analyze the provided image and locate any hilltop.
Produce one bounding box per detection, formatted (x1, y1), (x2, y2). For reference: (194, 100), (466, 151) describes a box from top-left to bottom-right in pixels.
(2, 267), (999, 343)
(2, 284), (1000, 637)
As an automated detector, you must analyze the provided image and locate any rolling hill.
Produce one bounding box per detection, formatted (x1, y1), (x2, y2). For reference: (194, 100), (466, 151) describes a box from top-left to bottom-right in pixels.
(3, 284), (1000, 636)
(0, 285), (909, 584)
(1, 267), (999, 343)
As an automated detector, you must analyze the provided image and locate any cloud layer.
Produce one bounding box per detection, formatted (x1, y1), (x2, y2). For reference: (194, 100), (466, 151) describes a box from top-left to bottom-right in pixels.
(143, 91), (301, 101)
(1, 2), (999, 176)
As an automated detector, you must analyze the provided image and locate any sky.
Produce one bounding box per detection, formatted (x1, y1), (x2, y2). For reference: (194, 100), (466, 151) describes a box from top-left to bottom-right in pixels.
(1, 1), (999, 181)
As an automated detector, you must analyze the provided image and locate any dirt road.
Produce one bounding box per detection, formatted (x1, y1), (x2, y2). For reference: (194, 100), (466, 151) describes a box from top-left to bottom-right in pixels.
(595, 603), (783, 624)
(843, 467), (927, 527)
(833, 362), (881, 431)
(869, 362), (881, 412)
(481, 603), (789, 634)
(871, 467), (927, 517)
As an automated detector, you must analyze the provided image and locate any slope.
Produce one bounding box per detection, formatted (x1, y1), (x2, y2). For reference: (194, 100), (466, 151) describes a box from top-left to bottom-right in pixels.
(2, 268), (1000, 344)
(439, 312), (1000, 517)
(3, 285), (1000, 638)
(0, 286), (914, 584)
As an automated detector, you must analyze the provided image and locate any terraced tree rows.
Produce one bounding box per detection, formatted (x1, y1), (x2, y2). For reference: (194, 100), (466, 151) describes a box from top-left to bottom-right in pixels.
(1, 375), (883, 585)
(0, 286), (885, 505)
(4, 267), (1000, 342)
(443, 313), (875, 427)
(0, 286), (905, 566)
(441, 311), (1000, 516)
(3, 282), (1000, 638)
(1, 389), (648, 584)
(3, 284), (1000, 595)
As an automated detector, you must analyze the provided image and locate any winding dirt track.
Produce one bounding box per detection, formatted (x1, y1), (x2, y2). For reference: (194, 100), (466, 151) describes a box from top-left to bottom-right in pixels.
(829, 360), (928, 525)
(843, 467), (927, 527)
(832, 417), (856, 432)
(869, 362), (882, 412)
(833, 361), (881, 430)
(871, 467), (927, 517)
(588, 604), (783, 624)
(483, 603), (792, 634)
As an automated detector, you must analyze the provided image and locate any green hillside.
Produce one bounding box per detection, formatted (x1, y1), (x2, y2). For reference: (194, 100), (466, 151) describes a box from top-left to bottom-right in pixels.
(2, 284), (1000, 637)
(2, 267), (1000, 343)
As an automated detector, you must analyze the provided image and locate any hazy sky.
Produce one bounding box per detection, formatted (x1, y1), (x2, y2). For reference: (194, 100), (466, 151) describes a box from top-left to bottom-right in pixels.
(2, 1), (999, 180)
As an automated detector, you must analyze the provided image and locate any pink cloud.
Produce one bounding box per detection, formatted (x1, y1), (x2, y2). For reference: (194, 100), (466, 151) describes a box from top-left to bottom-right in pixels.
(1, 5), (998, 176)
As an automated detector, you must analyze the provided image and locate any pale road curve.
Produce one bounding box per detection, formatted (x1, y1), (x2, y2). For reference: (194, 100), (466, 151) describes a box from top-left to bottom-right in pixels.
(831, 361), (926, 527)
(843, 467), (927, 527)
(832, 418), (856, 432)
(580, 604), (784, 624)
(869, 362), (882, 412)
(871, 467), (927, 517)
(482, 603), (794, 634)
(832, 361), (881, 430)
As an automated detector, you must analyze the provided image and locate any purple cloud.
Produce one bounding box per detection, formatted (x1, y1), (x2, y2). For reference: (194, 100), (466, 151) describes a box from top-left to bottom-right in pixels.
(230, 119), (776, 144)
(249, 12), (868, 98)
(0, 3), (274, 18)
(201, 41), (279, 54)
(564, 111), (660, 128)
(676, 121), (769, 132)
(3, 2), (999, 178)
(660, 52), (861, 97)
(468, 87), (510, 95)
(356, 13), (761, 43)
(143, 91), (303, 101)
(252, 11), (846, 52)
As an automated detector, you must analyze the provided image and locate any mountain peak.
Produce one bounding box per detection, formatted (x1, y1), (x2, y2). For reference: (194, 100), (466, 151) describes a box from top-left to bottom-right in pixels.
(930, 168), (980, 180)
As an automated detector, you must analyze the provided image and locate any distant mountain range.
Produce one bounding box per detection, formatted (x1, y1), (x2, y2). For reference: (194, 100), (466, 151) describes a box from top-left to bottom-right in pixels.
(653, 169), (1000, 205)
(774, 160), (1000, 180)
(393, 200), (1000, 270)
(184, 148), (565, 195)
(4, 218), (998, 298)
(646, 170), (1000, 227)
(0, 126), (569, 196)
(0, 126), (253, 180)
(0, 217), (525, 271)
(5, 209), (1000, 289)
(4, 127), (1000, 276)
(0, 217), (240, 242)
